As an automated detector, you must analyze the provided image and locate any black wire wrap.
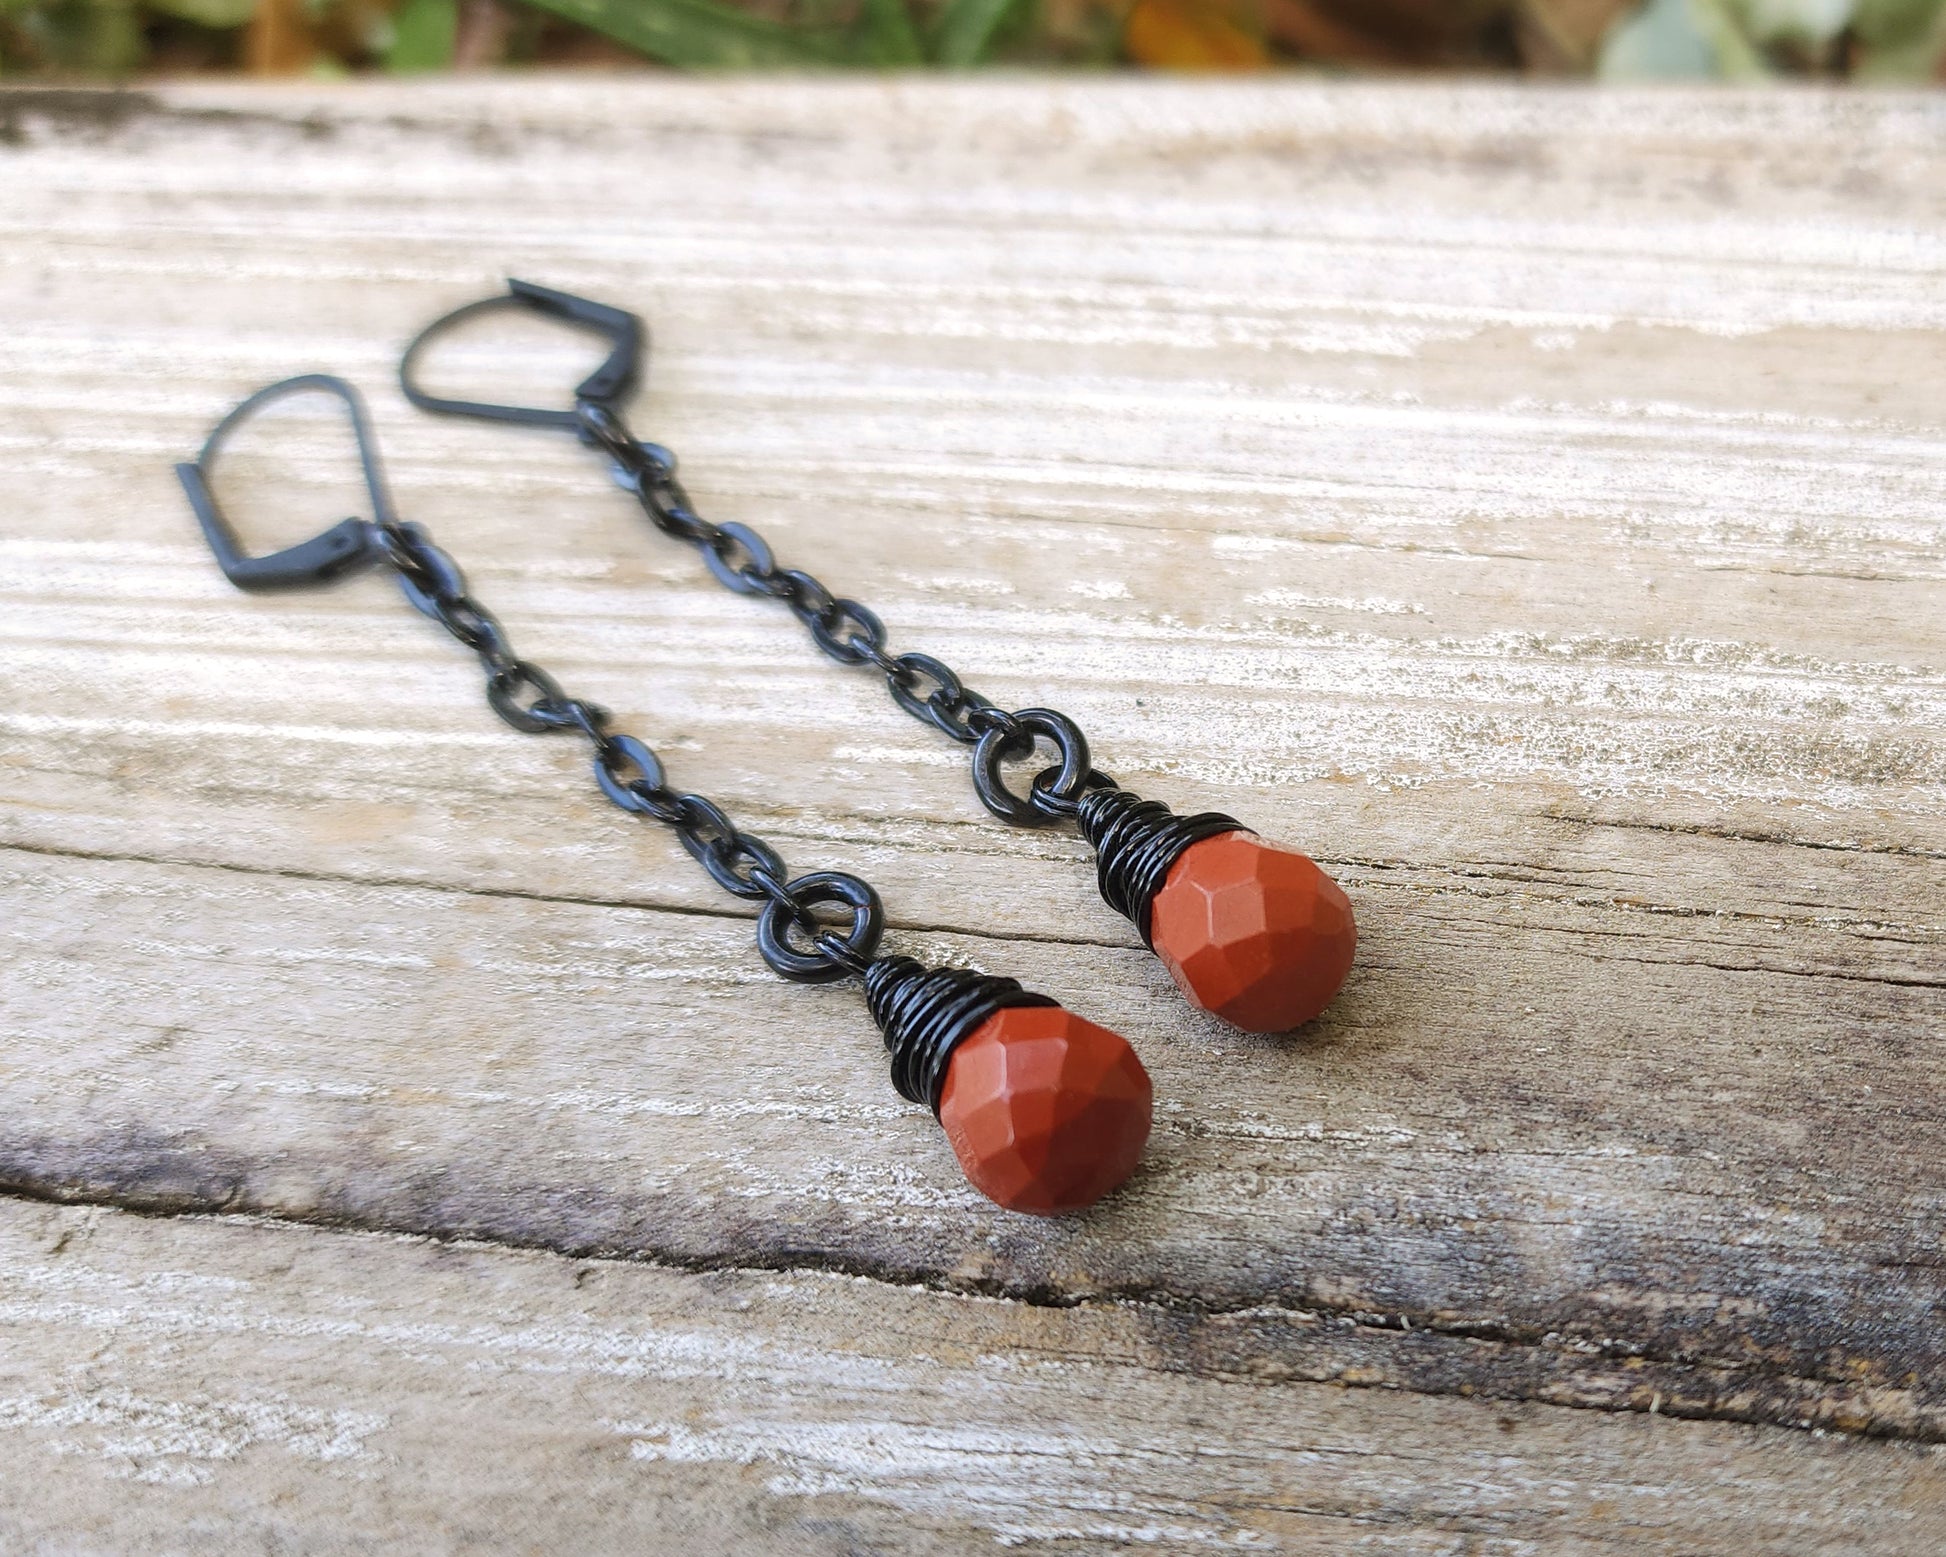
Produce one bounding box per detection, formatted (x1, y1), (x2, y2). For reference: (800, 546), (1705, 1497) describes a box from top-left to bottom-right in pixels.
(1075, 788), (1246, 948)
(863, 955), (1057, 1115)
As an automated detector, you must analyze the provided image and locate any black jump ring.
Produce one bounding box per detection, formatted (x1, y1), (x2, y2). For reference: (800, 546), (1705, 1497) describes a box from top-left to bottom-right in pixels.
(931, 686), (996, 745)
(609, 439), (675, 491)
(390, 525), (468, 620)
(646, 494), (714, 545)
(778, 569), (836, 625)
(756, 871), (884, 983)
(747, 865), (801, 913)
(575, 402), (637, 461)
(446, 602), (511, 659)
(626, 437), (681, 486)
(971, 707), (1094, 827)
(890, 652), (987, 742)
(808, 598), (885, 666)
(701, 522), (777, 596)
(595, 733), (666, 812)
(963, 704), (1021, 745)
(696, 832), (789, 901)
(887, 652), (961, 712)
(812, 931), (874, 977)
(530, 697), (609, 742)
(672, 793), (739, 855)
(752, 570), (803, 603)
(1028, 761), (1117, 821)
(487, 659), (570, 733)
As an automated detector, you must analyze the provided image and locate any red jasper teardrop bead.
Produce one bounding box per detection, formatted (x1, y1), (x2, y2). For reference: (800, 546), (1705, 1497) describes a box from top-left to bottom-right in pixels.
(1148, 831), (1356, 1033)
(937, 1005), (1152, 1214)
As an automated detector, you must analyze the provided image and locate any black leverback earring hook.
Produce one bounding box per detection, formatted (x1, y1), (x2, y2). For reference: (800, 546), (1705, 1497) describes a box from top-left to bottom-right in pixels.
(398, 279), (645, 434)
(177, 373), (392, 592)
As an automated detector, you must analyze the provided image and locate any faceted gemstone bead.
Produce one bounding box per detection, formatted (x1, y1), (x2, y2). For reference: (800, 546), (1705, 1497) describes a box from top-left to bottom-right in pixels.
(1149, 831), (1355, 1033)
(937, 1006), (1152, 1215)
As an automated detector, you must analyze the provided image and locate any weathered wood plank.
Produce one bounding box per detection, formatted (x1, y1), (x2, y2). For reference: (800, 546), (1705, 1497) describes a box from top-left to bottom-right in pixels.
(0, 1197), (1939, 1553)
(6, 841), (1938, 1440)
(1, 79), (1942, 1458)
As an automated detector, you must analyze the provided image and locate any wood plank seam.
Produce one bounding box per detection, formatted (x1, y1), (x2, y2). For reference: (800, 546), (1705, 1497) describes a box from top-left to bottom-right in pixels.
(4, 1195), (1939, 1551)
(1562, 814), (1946, 862)
(0, 836), (1139, 952)
(0, 1181), (1935, 1451)
(7, 836), (1934, 993)
(6, 1084), (1941, 1445)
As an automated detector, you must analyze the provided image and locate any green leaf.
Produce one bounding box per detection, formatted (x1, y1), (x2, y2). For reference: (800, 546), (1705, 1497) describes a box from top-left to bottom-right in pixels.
(1853, 0), (1943, 41)
(146, 0), (256, 26)
(518, 0), (849, 65)
(1731, 0), (1851, 45)
(1852, 0), (1946, 74)
(1693, 0), (1774, 73)
(385, 0), (457, 70)
(931, 0), (1024, 65)
(859, 0), (923, 63)
(17, 0), (144, 70)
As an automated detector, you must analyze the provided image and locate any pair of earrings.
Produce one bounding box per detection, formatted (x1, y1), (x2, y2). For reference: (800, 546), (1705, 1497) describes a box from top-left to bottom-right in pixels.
(179, 282), (1356, 1216)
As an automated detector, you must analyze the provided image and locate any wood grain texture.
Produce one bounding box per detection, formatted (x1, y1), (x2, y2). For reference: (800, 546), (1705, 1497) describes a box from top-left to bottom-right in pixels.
(0, 1195), (1941, 1554)
(0, 77), (1943, 1537)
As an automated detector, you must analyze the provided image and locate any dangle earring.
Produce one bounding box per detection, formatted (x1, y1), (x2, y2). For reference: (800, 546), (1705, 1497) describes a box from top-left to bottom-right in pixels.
(176, 374), (1154, 1215)
(400, 283), (1356, 1035)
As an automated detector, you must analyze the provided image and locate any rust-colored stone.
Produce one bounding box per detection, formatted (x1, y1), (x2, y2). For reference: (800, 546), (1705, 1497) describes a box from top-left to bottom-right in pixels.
(937, 1006), (1152, 1215)
(1149, 831), (1355, 1033)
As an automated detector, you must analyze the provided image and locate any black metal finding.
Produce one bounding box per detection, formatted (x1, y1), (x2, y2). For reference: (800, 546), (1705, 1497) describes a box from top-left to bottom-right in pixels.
(397, 282), (1360, 1040)
(397, 279), (643, 433)
(174, 377), (1157, 1218)
(181, 374), (879, 985)
(400, 282), (1119, 826)
(178, 373), (391, 591)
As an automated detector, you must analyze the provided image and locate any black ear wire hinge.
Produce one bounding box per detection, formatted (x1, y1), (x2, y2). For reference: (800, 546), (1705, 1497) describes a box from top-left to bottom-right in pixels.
(178, 372), (391, 592)
(398, 278), (646, 432)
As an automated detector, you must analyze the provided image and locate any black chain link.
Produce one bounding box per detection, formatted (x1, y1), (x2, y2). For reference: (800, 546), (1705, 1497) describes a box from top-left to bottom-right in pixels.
(577, 402), (1116, 826)
(373, 517), (881, 982)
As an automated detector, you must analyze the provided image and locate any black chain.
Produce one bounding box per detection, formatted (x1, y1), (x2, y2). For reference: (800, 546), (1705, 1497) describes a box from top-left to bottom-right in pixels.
(373, 517), (881, 983)
(576, 402), (1115, 827)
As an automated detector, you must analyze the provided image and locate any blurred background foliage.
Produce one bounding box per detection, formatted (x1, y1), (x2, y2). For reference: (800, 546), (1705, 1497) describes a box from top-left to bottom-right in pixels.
(1, 0), (1941, 77)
